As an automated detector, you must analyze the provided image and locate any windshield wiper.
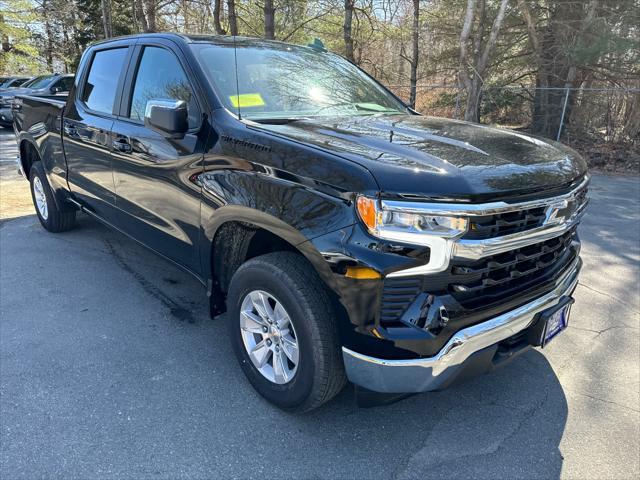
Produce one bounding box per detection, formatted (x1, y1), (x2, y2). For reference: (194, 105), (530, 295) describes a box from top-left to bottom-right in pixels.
(313, 102), (403, 115)
(250, 117), (304, 125)
(353, 103), (402, 113)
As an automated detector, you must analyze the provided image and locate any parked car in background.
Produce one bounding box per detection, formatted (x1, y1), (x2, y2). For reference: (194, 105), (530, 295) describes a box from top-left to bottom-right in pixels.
(0, 76), (32, 91)
(13, 34), (588, 412)
(0, 74), (73, 128)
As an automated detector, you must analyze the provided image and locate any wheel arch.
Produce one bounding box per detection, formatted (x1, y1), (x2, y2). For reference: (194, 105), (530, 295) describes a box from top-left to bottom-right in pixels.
(203, 206), (340, 316)
(19, 138), (40, 178)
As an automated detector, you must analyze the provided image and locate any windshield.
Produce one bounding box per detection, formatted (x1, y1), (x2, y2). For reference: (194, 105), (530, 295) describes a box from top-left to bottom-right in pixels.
(22, 75), (55, 89)
(191, 41), (407, 120)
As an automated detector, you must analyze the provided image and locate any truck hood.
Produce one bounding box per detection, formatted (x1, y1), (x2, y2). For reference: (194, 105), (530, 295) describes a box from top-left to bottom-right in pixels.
(258, 115), (587, 200)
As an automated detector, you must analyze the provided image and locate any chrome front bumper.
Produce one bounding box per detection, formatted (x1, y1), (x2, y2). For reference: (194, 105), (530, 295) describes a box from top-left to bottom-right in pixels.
(342, 257), (581, 393)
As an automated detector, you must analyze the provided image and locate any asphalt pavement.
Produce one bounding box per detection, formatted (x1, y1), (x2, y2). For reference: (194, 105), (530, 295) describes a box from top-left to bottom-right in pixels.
(1, 129), (639, 479)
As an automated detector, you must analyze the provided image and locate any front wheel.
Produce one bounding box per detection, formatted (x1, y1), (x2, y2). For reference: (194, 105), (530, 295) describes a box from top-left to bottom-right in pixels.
(227, 252), (346, 412)
(29, 162), (76, 232)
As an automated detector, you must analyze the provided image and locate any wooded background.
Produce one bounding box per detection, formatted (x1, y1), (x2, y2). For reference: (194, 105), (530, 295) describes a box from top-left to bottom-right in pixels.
(1, 0), (638, 171)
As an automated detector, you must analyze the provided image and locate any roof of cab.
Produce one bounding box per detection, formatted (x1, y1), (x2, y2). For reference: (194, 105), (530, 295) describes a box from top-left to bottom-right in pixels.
(89, 32), (319, 51)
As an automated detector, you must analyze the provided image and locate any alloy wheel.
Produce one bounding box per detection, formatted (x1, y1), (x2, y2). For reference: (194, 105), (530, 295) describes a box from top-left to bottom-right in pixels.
(239, 290), (300, 384)
(33, 177), (48, 220)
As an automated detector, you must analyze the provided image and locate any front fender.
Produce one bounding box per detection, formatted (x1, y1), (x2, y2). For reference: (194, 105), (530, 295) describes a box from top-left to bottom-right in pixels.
(199, 169), (357, 285)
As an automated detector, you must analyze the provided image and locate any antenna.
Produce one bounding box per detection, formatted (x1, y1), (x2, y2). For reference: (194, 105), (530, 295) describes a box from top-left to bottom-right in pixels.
(307, 38), (327, 52)
(232, 35), (242, 120)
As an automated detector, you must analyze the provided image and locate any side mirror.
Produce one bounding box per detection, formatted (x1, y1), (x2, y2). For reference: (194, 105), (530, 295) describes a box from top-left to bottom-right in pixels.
(144, 99), (189, 139)
(50, 86), (62, 94)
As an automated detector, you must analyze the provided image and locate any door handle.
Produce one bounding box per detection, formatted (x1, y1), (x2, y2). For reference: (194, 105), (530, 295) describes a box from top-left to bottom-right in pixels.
(112, 138), (132, 153)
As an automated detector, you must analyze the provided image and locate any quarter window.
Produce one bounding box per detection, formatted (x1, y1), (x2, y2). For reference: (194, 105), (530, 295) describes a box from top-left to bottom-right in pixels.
(129, 46), (199, 128)
(81, 48), (128, 114)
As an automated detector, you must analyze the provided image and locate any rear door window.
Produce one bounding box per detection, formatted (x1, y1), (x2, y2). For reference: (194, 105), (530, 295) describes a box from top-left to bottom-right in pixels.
(81, 48), (128, 114)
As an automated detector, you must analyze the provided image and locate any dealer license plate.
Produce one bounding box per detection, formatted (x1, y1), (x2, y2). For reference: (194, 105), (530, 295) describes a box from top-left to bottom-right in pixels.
(542, 304), (570, 346)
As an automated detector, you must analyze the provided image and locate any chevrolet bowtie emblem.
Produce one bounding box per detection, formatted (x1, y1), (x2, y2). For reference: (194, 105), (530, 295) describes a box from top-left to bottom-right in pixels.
(545, 199), (576, 225)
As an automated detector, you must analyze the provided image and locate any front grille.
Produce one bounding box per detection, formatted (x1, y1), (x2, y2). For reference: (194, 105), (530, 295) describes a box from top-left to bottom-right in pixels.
(378, 230), (579, 327)
(464, 206), (547, 240)
(464, 184), (588, 241)
(449, 228), (578, 309)
(377, 179), (587, 329)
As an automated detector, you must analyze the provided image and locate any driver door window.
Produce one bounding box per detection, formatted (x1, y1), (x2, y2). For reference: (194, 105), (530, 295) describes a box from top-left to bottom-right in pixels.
(128, 46), (200, 128)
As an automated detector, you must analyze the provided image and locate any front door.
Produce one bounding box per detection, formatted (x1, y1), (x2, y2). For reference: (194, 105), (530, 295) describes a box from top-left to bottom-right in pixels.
(64, 45), (131, 222)
(109, 42), (206, 273)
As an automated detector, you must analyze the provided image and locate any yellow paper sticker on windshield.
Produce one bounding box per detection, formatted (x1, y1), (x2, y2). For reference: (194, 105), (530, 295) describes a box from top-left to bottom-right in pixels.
(229, 93), (265, 108)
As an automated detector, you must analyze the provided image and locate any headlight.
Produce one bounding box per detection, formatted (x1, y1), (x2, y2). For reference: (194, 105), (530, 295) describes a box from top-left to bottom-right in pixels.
(356, 196), (468, 244)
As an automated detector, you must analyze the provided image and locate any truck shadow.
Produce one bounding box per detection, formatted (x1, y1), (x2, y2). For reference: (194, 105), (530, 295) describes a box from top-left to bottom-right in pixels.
(285, 349), (567, 479)
(2, 213), (569, 479)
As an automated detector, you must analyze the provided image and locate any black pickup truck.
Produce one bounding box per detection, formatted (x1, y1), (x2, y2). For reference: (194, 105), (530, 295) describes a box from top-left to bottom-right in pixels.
(13, 33), (588, 412)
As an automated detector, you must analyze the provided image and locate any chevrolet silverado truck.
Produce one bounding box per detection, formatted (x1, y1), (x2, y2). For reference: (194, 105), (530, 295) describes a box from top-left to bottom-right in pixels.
(13, 34), (588, 412)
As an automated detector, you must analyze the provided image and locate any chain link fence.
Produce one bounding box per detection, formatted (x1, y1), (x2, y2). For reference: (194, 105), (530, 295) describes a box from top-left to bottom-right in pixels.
(387, 84), (640, 173)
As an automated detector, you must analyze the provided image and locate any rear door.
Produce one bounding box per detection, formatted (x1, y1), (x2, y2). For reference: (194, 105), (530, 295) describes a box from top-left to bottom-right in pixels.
(109, 39), (206, 273)
(63, 42), (133, 222)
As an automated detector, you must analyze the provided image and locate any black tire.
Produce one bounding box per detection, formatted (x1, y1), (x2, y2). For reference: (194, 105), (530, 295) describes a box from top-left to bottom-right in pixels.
(227, 252), (346, 412)
(29, 161), (76, 232)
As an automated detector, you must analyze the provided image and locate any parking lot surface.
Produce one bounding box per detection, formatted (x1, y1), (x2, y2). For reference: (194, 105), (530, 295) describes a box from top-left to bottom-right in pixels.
(1, 129), (639, 479)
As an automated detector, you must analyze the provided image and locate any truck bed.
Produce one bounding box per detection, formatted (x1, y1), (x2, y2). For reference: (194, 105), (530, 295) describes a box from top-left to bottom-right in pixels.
(13, 94), (66, 135)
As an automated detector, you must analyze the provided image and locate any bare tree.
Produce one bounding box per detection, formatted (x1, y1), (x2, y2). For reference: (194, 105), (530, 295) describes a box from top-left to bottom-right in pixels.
(133, 0), (149, 32)
(264, 0), (275, 39)
(213, 0), (225, 34)
(100, 0), (113, 38)
(518, 0), (601, 137)
(228, 0), (238, 35)
(42, 0), (54, 69)
(343, 0), (355, 62)
(458, 0), (510, 122)
(409, 0), (420, 108)
(143, 0), (157, 32)
(0, 13), (9, 53)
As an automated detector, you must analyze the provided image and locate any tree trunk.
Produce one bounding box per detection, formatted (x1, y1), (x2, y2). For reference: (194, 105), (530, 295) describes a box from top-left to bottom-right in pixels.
(213, 0), (225, 34)
(264, 0), (275, 39)
(100, 0), (112, 38)
(42, 0), (54, 70)
(182, 0), (190, 32)
(134, 0), (149, 33)
(143, 0), (157, 32)
(343, 0), (355, 62)
(458, 0), (477, 94)
(0, 14), (10, 53)
(517, 0), (540, 55)
(459, 0), (509, 122)
(408, 0), (420, 109)
(227, 0), (238, 35)
(530, 0), (598, 138)
(70, 8), (81, 64)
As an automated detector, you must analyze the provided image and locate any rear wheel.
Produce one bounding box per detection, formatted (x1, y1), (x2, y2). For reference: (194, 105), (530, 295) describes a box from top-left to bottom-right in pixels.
(227, 252), (346, 412)
(29, 162), (76, 232)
